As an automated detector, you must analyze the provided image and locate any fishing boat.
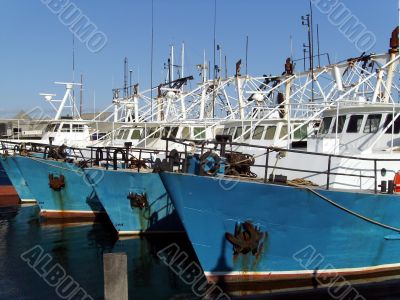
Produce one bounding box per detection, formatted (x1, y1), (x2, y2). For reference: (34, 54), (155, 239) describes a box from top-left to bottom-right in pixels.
(158, 33), (400, 292)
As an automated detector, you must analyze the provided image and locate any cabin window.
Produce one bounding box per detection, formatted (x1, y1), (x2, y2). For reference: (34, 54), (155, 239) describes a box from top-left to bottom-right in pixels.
(363, 114), (381, 133)
(319, 117), (332, 134)
(265, 126), (276, 140)
(294, 124), (308, 139)
(347, 115), (363, 133)
(45, 124), (55, 132)
(72, 124), (84, 132)
(332, 116), (346, 133)
(123, 130), (130, 139)
(163, 127), (171, 138)
(384, 114), (400, 134)
(54, 124), (60, 132)
(228, 127), (236, 137)
(153, 128), (161, 138)
(252, 126), (264, 140)
(193, 127), (206, 139)
(243, 126), (251, 139)
(169, 127), (179, 139)
(146, 127), (160, 139)
(234, 127), (242, 139)
(181, 127), (190, 139)
(131, 129), (141, 139)
(223, 128), (229, 135)
(117, 130), (125, 139)
(279, 125), (288, 139)
(61, 124), (71, 132)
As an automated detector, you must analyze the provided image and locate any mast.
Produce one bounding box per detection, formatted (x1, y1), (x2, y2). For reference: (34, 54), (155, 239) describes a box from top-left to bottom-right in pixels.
(150, 0), (154, 120)
(79, 74), (83, 117)
(181, 42), (185, 78)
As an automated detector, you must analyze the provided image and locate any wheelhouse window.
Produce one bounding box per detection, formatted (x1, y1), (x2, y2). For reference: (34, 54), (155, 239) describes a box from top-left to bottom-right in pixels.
(346, 115), (364, 133)
(169, 127), (179, 138)
(264, 126), (276, 140)
(252, 126), (264, 140)
(72, 124), (84, 132)
(117, 129), (125, 139)
(319, 117), (332, 134)
(228, 127), (236, 137)
(181, 127), (190, 139)
(234, 127), (242, 139)
(45, 124), (55, 132)
(279, 125), (288, 139)
(384, 114), (400, 134)
(123, 130), (130, 140)
(294, 124), (308, 139)
(243, 126), (251, 139)
(193, 127), (206, 139)
(146, 127), (160, 139)
(131, 129), (141, 139)
(61, 124), (71, 132)
(332, 116), (346, 134)
(363, 114), (381, 133)
(163, 127), (171, 138)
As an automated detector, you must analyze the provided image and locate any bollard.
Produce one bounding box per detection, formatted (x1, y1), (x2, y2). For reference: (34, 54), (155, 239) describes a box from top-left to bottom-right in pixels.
(103, 252), (128, 300)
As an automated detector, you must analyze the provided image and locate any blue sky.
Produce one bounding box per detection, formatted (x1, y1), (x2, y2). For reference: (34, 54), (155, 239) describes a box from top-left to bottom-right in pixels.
(0, 0), (398, 115)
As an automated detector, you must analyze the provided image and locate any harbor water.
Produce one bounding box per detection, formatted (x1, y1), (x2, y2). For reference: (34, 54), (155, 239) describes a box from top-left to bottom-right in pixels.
(1, 203), (400, 300)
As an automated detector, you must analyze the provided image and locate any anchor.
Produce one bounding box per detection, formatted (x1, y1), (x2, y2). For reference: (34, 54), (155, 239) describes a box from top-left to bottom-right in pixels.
(48, 174), (65, 191)
(225, 221), (266, 256)
(127, 192), (149, 209)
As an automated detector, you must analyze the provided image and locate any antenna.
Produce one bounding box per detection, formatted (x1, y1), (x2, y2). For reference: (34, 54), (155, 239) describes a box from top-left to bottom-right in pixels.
(129, 69), (133, 96)
(181, 42), (185, 78)
(310, 0), (315, 101)
(150, 0), (154, 120)
(290, 35), (294, 61)
(212, 0), (217, 118)
(124, 57), (128, 98)
(171, 45), (174, 82)
(245, 35), (249, 75)
(317, 24), (321, 67)
(72, 34), (75, 82)
(301, 1), (315, 101)
(80, 74), (83, 117)
(224, 55), (227, 78)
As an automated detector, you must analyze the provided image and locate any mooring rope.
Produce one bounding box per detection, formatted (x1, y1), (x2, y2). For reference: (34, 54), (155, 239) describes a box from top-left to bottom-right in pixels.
(26, 156), (84, 175)
(288, 181), (400, 233)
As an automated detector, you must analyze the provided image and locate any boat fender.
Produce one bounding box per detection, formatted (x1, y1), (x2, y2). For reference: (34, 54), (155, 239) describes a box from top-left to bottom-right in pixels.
(394, 171), (400, 193)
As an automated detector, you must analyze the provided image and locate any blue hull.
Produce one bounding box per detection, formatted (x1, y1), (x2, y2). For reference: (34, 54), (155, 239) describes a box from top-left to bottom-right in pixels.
(84, 168), (183, 235)
(0, 161), (11, 185)
(0, 156), (34, 202)
(14, 156), (104, 218)
(160, 172), (400, 289)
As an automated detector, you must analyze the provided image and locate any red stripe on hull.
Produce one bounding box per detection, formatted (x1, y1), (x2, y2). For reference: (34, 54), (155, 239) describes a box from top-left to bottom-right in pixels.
(206, 265), (400, 292)
(0, 185), (20, 206)
(40, 210), (105, 219)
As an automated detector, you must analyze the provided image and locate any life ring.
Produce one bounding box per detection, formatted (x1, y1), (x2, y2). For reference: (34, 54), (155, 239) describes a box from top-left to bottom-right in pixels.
(199, 151), (221, 176)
